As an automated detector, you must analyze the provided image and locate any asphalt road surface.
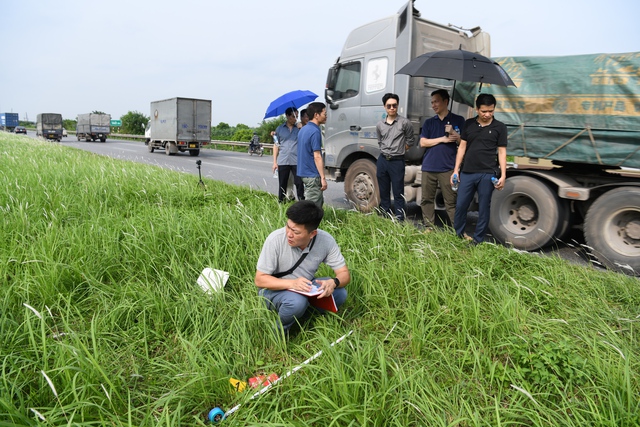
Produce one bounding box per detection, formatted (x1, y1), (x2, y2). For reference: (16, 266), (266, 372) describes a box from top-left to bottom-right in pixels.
(36, 133), (351, 209)
(31, 133), (599, 272)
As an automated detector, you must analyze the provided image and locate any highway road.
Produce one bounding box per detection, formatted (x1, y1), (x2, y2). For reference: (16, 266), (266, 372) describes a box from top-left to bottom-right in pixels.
(33, 132), (353, 209)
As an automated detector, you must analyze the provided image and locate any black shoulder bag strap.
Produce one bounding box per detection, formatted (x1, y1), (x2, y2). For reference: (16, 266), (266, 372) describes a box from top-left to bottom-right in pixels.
(271, 236), (316, 278)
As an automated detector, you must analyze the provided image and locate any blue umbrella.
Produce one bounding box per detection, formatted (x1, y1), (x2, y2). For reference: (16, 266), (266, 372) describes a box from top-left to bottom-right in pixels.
(264, 90), (318, 119)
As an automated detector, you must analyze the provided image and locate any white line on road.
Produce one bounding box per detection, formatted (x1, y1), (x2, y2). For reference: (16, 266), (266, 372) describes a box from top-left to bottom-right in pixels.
(201, 161), (246, 171)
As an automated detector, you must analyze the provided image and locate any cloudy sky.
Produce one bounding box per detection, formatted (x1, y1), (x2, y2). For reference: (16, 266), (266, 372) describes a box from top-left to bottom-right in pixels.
(1, 0), (638, 127)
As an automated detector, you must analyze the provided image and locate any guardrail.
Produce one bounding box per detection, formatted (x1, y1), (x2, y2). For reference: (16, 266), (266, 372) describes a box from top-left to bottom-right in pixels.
(109, 134), (274, 150)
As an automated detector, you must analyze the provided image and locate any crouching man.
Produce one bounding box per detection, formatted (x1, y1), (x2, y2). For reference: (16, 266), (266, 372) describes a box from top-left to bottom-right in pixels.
(255, 200), (350, 335)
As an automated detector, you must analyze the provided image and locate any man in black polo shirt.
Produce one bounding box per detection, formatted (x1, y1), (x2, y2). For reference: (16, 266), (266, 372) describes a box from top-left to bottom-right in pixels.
(375, 93), (415, 221)
(451, 93), (507, 244)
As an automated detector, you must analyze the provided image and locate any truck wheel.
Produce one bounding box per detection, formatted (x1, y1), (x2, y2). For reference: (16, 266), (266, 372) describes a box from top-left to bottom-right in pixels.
(489, 175), (570, 250)
(77, 136), (80, 141)
(584, 187), (640, 274)
(148, 144), (154, 153)
(189, 149), (200, 157)
(100, 138), (106, 142)
(344, 158), (380, 213)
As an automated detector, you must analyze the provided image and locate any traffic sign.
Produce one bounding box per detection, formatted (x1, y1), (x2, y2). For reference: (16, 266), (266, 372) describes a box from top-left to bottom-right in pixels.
(110, 119), (122, 126)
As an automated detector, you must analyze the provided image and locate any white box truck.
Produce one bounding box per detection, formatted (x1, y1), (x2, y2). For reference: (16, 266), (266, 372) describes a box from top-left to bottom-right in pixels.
(76, 113), (111, 142)
(145, 97), (211, 157)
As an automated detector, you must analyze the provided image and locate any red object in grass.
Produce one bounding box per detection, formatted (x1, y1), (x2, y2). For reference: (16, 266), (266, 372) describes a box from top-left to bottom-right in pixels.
(248, 373), (279, 388)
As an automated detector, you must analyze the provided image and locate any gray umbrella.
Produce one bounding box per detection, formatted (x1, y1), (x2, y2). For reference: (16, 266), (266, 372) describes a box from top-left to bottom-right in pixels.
(396, 48), (515, 107)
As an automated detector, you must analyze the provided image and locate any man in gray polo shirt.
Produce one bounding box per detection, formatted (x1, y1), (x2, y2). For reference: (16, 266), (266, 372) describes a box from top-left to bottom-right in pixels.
(376, 93), (415, 221)
(255, 200), (350, 335)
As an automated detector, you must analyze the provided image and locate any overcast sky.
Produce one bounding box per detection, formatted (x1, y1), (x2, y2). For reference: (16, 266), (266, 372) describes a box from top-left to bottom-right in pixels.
(1, 0), (638, 127)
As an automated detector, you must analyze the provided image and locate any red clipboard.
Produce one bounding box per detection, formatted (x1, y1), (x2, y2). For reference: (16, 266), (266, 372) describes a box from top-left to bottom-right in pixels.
(290, 280), (338, 313)
(308, 294), (338, 312)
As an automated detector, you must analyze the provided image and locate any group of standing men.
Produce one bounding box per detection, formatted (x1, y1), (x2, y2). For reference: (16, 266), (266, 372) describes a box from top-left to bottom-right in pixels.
(376, 90), (507, 245)
(272, 103), (329, 208)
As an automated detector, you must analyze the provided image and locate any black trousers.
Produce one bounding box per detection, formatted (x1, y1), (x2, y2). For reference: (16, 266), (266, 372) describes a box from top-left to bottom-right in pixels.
(277, 164), (304, 202)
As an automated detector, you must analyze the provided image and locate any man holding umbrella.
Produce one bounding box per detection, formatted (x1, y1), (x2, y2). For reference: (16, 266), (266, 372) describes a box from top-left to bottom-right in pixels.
(452, 93), (507, 245)
(273, 107), (304, 202)
(419, 89), (465, 229)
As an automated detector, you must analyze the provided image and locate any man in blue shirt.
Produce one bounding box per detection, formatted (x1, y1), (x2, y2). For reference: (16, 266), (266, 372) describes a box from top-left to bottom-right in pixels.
(297, 102), (328, 207)
(419, 89), (465, 228)
(273, 107), (304, 202)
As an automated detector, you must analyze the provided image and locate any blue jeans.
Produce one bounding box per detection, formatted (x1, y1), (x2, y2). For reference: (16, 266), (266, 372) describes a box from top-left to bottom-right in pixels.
(376, 155), (406, 220)
(259, 285), (348, 333)
(454, 172), (495, 243)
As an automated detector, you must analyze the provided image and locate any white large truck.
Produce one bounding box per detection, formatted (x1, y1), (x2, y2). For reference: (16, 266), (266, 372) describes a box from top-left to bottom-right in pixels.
(323, 1), (640, 274)
(145, 97), (211, 157)
(76, 113), (111, 142)
(323, 0), (489, 212)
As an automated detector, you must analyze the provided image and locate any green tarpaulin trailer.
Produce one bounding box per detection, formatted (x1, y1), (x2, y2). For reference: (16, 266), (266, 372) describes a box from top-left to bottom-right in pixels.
(457, 52), (640, 274)
(481, 52), (640, 168)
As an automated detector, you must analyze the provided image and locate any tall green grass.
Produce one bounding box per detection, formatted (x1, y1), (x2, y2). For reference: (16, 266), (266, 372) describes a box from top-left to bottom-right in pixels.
(1, 133), (639, 426)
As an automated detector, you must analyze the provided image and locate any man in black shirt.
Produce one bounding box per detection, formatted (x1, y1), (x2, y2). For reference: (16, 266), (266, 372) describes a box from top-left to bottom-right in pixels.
(451, 93), (507, 244)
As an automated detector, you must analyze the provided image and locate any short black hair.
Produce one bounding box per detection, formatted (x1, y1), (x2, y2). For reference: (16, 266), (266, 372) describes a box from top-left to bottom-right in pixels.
(476, 93), (497, 108)
(300, 109), (308, 118)
(431, 89), (450, 103)
(306, 102), (326, 120)
(286, 200), (324, 232)
(285, 107), (298, 117)
(382, 93), (399, 106)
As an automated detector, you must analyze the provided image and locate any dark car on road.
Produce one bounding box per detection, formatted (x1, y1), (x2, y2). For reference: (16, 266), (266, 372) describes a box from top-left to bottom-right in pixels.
(14, 126), (27, 134)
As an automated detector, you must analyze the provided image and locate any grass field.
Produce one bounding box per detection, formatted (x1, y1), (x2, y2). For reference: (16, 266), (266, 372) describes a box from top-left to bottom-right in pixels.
(1, 133), (639, 426)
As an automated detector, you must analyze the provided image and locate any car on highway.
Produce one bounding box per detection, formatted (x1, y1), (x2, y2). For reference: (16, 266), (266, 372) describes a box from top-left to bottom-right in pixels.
(62, 128), (68, 137)
(14, 126), (27, 134)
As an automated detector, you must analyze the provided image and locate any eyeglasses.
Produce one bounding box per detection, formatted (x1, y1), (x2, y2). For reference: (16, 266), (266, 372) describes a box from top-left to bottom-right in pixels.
(385, 103), (398, 109)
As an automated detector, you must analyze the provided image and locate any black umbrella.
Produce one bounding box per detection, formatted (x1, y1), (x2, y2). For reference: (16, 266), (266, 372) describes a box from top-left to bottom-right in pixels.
(396, 48), (515, 106)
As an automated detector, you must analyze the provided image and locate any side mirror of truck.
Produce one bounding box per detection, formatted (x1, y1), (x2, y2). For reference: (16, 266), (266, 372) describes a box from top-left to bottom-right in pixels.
(325, 89), (334, 105)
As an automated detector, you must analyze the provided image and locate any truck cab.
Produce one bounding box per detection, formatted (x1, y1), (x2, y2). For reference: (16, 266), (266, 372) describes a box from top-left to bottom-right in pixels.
(323, 0), (489, 212)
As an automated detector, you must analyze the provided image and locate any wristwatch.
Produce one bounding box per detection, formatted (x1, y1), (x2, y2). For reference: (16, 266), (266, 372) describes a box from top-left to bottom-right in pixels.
(332, 277), (340, 287)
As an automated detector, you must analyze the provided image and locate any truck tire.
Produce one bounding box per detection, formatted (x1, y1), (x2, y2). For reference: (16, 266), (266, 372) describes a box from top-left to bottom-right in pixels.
(584, 187), (640, 274)
(489, 175), (570, 250)
(344, 158), (380, 213)
(100, 138), (106, 142)
(148, 143), (154, 153)
(77, 136), (80, 141)
(189, 149), (200, 157)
